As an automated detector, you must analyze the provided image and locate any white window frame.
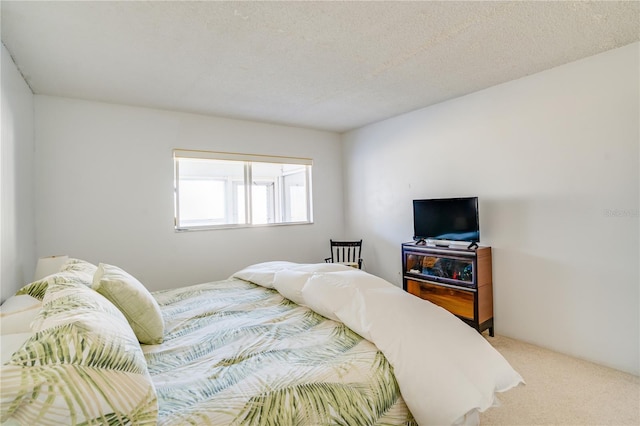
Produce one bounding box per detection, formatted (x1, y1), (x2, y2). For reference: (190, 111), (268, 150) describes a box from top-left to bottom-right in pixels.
(174, 149), (313, 231)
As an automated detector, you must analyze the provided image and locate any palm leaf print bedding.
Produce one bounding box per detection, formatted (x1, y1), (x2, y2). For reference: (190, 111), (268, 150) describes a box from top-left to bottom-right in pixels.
(145, 278), (417, 426)
(1, 276), (158, 425)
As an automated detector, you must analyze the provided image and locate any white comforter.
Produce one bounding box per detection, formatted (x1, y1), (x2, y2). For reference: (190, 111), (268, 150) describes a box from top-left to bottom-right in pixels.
(233, 262), (523, 426)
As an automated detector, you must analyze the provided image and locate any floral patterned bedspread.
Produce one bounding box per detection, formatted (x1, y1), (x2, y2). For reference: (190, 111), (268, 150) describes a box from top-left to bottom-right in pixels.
(145, 278), (416, 426)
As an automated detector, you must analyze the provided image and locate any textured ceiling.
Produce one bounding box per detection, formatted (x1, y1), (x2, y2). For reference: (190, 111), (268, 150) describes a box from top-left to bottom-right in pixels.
(2, 1), (639, 133)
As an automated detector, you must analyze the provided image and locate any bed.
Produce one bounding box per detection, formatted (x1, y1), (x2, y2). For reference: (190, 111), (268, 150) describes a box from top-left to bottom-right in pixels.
(1, 259), (523, 425)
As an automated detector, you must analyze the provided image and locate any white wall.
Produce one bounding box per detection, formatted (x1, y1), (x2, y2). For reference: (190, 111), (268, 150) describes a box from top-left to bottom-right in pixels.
(1, 44), (36, 302)
(34, 97), (344, 291)
(342, 42), (639, 375)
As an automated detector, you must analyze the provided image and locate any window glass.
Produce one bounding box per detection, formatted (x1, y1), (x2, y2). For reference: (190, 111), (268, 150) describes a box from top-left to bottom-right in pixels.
(283, 169), (308, 222)
(178, 179), (225, 226)
(174, 151), (312, 230)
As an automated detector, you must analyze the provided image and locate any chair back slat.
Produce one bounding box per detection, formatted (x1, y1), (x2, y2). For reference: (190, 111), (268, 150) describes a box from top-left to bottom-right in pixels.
(328, 239), (363, 268)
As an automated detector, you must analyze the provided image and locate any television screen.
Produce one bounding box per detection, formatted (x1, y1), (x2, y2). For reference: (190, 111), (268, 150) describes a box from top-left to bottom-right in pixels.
(413, 197), (479, 243)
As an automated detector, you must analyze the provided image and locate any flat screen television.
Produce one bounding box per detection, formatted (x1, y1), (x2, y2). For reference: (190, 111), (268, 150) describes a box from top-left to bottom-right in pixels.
(413, 197), (480, 244)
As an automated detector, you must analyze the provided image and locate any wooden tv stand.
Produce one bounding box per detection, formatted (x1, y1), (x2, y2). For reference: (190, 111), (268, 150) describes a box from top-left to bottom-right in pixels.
(401, 242), (494, 336)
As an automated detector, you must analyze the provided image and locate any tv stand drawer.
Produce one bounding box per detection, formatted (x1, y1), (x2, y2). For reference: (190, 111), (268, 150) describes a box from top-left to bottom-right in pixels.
(406, 279), (474, 320)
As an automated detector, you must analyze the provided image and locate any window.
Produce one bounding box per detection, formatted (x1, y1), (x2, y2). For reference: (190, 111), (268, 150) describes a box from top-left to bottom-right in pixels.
(174, 149), (313, 230)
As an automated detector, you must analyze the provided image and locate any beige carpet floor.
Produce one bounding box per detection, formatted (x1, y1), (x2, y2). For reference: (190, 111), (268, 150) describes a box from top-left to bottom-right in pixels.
(479, 335), (640, 425)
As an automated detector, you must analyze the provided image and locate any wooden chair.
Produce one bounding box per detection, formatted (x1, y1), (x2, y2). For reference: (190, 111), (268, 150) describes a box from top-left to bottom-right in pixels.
(324, 239), (363, 269)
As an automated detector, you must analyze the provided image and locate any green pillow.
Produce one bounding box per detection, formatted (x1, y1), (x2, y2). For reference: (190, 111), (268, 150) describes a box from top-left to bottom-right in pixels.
(93, 263), (164, 344)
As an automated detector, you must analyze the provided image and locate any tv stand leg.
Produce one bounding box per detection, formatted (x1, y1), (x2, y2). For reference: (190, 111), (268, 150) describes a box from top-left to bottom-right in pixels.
(479, 319), (494, 337)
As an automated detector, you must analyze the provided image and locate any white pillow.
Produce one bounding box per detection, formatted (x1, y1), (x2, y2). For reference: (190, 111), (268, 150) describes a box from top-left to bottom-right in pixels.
(291, 263), (354, 273)
(232, 261), (300, 288)
(301, 269), (392, 324)
(272, 270), (313, 305)
(0, 295), (42, 334)
(1, 332), (33, 364)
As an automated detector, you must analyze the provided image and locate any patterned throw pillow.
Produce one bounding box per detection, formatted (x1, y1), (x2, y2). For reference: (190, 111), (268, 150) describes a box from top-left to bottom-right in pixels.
(59, 258), (99, 275)
(93, 263), (165, 345)
(16, 258), (97, 301)
(0, 277), (158, 425)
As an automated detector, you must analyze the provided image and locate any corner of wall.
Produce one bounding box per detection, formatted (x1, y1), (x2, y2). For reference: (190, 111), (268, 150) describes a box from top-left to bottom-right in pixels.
(1, 44), (36, 302)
